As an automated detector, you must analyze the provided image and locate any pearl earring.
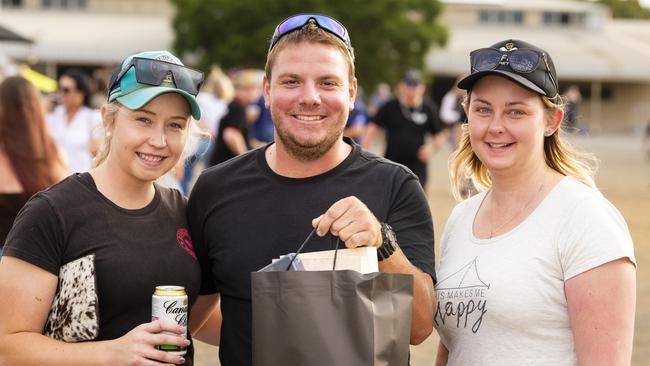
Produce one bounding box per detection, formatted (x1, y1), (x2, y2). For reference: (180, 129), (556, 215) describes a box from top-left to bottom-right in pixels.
(544, 129), (553, 137)
(106, 131), (112, 138)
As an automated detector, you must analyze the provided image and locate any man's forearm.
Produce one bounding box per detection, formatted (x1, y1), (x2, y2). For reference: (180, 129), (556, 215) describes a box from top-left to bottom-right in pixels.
(378, 247), (435, 344)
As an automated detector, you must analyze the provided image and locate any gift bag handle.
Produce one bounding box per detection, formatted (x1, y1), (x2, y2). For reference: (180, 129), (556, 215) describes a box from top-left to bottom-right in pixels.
(285, 228), (340, 271)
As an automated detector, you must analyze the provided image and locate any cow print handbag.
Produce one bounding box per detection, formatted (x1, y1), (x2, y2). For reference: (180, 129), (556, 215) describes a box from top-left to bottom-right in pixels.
(43, 254), (99, 342)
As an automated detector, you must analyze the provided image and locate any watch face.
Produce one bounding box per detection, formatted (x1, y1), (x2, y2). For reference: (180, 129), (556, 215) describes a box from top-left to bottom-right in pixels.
(386, 225), (397, 245)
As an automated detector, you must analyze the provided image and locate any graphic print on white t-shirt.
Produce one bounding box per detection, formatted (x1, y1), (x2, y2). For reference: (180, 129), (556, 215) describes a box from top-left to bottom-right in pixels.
(434, 256), (489, 334)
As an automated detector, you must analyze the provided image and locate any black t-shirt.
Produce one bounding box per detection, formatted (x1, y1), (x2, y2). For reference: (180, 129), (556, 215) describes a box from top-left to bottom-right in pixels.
(373, 98), (444, 163)
(210, 100), (250, 166)
(188, 138), (436, 366)
(3, 173), (201, 365)
(0, 193), (26, 247)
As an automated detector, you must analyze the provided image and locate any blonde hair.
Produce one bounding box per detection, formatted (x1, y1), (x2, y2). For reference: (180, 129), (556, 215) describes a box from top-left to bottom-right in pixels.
(265, 20), (355, 83)
(93, 102), (120, 167)
(204, 66), (235, 103)
(449, 94), (598, 200)
(93, 101), (194, 168)
(232, 69), (263, 90)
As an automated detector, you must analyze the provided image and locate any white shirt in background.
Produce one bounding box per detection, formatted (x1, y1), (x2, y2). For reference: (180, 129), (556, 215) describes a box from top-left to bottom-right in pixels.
(47, 105), (102, 174)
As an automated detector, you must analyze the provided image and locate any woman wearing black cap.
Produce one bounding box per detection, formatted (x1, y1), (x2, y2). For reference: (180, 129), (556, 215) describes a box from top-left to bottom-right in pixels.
(434, 40), (636, 365)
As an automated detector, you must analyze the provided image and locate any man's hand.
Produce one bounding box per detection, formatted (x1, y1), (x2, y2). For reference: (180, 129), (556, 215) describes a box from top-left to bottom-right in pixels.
(312, 196), (382, 248)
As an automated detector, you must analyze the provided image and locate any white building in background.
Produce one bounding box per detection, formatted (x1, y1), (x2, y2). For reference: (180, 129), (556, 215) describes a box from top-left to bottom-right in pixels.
(0, 0), (175, 84)
(2, 0), (649, 131)
(428, 0), (650, 132)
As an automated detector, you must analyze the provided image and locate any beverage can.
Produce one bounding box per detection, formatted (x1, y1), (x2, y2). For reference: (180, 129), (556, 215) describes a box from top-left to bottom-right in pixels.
(152, 285), (188, 356)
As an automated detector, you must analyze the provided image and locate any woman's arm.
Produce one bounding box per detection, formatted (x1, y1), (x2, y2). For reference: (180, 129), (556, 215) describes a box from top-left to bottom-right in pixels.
(566, 258), (636, 366)
(0, 256), (188, 366)
(189, 294), (221, 346)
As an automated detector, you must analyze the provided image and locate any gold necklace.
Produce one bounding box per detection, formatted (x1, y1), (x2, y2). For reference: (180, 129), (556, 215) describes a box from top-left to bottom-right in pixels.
(484, 179), (545, 239)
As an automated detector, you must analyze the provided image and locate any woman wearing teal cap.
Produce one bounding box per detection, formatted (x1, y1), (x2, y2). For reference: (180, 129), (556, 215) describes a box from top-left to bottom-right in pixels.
(0, 51), (219, 365)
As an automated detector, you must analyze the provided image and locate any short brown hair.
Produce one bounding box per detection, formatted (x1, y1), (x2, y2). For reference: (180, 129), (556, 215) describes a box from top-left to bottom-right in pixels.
(265, 20), (355, 83)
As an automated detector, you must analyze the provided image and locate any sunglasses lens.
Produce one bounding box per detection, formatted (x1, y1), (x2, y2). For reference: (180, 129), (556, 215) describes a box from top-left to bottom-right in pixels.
(277, 14), (310, 35)
(133, 58), (203, 95)
(472, 49), (501, 71)
(312, 15), (346, 39)
(172, 69), (204, 95)
(508, 50), (539, 73)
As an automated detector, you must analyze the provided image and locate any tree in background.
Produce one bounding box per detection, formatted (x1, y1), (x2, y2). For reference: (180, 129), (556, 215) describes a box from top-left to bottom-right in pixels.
(590, 0), (650, 18)
(172, 0), (447, 92)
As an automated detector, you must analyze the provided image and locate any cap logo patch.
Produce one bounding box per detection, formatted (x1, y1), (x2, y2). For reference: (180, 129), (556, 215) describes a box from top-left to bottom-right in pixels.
(155, 54), (182, 65)
(499, 45), (518, 52)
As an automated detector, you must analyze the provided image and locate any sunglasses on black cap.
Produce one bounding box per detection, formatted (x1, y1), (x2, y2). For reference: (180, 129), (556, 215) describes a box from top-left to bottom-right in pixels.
(269, 14), (352, 54)
(470, 48), (558, 97)
(107, 57), (204, 98)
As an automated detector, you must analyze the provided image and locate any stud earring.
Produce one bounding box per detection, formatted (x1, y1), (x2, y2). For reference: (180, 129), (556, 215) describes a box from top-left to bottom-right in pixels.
(106, 131), (112, 138)
(544, 129), (553, 137)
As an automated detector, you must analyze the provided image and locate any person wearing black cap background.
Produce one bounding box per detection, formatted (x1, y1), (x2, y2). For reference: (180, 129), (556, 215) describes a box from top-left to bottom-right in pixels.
(434, 39), (636, 365)
(363, 69), (444, 188)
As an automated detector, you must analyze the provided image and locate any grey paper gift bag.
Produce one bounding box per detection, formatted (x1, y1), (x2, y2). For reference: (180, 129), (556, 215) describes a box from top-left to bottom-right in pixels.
(251, 230), (414, 366)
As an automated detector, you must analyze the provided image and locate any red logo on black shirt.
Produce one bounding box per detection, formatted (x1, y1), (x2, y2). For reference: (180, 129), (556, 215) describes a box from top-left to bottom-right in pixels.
(176, 228), (197, 260)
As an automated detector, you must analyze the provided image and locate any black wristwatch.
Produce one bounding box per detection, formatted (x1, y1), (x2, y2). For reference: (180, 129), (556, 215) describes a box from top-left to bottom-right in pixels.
(377, 223), (398, 262)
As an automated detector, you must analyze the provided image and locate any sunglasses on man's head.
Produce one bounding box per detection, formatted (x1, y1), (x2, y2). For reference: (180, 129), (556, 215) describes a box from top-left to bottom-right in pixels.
(108, 57), (204, 97)
(470, 48), (558, 93)
(269, 14), (352, 54)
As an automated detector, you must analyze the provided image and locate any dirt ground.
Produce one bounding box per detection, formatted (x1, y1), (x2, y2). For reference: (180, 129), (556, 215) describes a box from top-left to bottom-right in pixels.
(194, 133), (649, 365)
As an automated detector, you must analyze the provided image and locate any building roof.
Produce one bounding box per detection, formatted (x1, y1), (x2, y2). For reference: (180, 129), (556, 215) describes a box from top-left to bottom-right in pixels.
(442, 0), (606, 13)
(0, 24), (33, 43)
(426, 19), (650, 82)
(0, 10), (173, 65)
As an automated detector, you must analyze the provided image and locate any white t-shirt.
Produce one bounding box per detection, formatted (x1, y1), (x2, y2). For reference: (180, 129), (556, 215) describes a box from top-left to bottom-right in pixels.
(434, 176), (636, 366)
(196, 92), (228, 135)
(47, 105), (102, 174)
(439, 91), (461, 125)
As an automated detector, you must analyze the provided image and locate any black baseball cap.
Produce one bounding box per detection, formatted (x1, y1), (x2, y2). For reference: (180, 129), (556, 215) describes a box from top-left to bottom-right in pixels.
(402, 69), (423, 87)
(457, 39), (558, 100)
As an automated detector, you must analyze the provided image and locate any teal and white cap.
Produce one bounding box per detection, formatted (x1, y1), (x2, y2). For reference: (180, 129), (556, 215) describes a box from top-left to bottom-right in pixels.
(107, 50), (202, 119)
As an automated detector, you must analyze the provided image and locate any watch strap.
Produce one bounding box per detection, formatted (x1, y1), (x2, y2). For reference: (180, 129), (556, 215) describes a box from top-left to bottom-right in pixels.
(377, 222), (397, 261)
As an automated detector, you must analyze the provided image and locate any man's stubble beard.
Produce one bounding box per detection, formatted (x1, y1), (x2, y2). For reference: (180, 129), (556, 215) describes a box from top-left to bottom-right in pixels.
(271, 108), (347, 162)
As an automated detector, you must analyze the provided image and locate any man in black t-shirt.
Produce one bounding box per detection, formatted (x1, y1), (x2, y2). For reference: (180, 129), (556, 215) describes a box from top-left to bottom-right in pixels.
(189, 15), (436, 366)
(364, 69), (444, 187)
(209, 70), (261, 166)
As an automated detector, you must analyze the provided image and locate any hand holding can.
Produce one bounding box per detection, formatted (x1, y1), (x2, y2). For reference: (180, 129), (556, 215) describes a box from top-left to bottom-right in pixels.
(152, 285), (189, 356)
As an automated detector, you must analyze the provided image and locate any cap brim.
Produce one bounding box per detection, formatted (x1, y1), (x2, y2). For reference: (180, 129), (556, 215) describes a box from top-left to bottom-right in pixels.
(116, 86), (201, 120)
(457, 70), (547, 96)
(403, 80), (421, 87)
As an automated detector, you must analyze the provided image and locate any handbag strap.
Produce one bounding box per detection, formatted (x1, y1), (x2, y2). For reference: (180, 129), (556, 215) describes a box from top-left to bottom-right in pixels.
(285, 228), (340, 271)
